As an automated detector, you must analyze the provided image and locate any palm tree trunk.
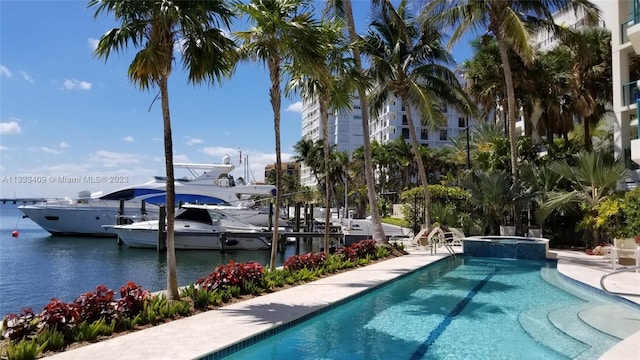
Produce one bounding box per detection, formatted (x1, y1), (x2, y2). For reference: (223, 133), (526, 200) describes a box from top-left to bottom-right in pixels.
(320, 95), (332, 255)
(160, 77), (179, 301)
(496, 38), (519, 183)
(584, 116), (592, 152)
(401, 95), (431, 228)
(343, 0), (387, 244)
(268, 57), (282, 271)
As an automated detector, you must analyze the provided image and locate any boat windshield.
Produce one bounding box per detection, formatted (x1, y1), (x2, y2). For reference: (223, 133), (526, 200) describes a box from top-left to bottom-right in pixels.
(175, 208), (213, 225)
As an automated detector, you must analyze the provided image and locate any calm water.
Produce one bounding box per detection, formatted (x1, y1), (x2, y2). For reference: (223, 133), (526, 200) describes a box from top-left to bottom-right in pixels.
(0, 203), (308, 318)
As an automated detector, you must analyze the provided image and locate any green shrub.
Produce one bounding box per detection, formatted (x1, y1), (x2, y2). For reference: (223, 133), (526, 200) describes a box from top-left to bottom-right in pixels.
(37, 327), (66, 352)
(5, 338), (46, 360)
(72, 319), (114, 342)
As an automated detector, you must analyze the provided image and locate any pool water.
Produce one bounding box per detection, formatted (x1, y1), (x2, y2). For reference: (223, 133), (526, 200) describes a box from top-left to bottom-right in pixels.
(213, 257), (638, 360)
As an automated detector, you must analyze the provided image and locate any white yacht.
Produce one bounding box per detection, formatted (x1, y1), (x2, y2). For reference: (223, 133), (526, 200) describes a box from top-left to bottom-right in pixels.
(19, 156), (277, 237)
(110, 204), (271, 250)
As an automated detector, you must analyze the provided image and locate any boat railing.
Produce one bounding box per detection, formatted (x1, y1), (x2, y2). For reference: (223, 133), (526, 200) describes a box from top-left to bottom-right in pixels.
(600, 266), (640, 297)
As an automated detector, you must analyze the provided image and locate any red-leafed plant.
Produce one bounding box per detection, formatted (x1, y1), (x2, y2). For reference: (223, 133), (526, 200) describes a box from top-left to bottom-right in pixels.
(196, 260), (264, 292)
(351, 240), (378, 258)
(1, 308), (38, 341)
(283, 252), (326, 271)
(74, 285), (117, 324)
(39, 299), (80, 335)
(115, 282), (151, 318)
(334, 246), (357, 261)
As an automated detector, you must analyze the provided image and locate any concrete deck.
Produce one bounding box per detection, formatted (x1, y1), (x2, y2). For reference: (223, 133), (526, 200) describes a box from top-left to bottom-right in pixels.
(47, 244), (640, 360)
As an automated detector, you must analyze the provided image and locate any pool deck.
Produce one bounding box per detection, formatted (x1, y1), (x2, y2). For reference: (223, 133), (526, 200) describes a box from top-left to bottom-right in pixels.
(47, 245), (640, 360)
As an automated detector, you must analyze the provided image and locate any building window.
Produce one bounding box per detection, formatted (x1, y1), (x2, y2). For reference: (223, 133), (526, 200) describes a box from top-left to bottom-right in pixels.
(402, 128), (410, 139)
(441, 103), (448, 113)
(402, 114), (408, 125)
(458, 117), (466, 128)
(439, 129), (448, 141)
(421, 129), (429, 140)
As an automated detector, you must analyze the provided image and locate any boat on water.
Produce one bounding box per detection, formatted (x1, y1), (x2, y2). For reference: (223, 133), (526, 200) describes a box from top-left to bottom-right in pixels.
(18, 156), (277, 237)
(110, 204), (271, 250)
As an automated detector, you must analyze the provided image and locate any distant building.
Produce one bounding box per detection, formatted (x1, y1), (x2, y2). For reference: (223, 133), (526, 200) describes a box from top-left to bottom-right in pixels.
(300, 92), (475, 187)
(264, 162), (300, 184)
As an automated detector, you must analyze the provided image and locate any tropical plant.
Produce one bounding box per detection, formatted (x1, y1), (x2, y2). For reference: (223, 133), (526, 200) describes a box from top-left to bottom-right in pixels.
(362, 0), (475, 228)
(423, 0), (601, 183)
(324, 0), (387, 244)
(235, 0), (327, 269)
(462, 169), (533, 235)
(90, 0), (237, 300)
(541, 150), (628, 245)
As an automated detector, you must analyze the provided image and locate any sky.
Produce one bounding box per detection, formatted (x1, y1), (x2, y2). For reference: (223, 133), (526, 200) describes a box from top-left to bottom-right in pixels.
(0, 0), (474, 199)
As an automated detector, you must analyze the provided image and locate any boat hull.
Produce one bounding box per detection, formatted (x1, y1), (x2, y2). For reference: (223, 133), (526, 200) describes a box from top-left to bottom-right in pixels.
(112, 220), (270, 251)
(19, 202), (154, 237)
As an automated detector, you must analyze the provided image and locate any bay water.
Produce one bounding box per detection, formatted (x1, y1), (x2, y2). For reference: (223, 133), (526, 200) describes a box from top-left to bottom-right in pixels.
(0, 203), (310, 318)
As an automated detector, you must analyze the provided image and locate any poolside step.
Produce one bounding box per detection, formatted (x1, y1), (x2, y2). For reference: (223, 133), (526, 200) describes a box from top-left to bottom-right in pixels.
(518, 301), (589, 358)
(547, 302), (619, 360)
(578, 303), (640, 340)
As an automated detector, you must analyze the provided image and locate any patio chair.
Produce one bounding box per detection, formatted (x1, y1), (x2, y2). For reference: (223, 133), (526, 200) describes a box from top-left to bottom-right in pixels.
(611, 238), (640, 271)
(443, 227), (466, 246)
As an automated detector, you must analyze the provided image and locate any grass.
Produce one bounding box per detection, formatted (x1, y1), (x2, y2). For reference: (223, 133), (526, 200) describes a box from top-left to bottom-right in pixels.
(381, 217), (411, 228)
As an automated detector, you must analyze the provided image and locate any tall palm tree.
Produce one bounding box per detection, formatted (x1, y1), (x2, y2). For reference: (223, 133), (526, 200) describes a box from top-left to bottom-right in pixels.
(423, 0), (601, 183)
(559, 27), (612, 152)
(90, 0), (236, 300)
(235, 0), (326, 270)
(362, 0), (475, 228)
(287, 19), (355, 255)
(324, 0), (387, 244)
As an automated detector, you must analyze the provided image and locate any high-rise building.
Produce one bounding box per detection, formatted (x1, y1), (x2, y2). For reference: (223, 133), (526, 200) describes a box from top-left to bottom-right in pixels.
(608, 0), (640, 188)
(300, 93), (474, 187)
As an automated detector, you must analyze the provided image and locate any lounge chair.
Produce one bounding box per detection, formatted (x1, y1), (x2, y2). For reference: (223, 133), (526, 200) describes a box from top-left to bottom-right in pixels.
(443, 227), (466, 246)
(412, 227), (446, 254)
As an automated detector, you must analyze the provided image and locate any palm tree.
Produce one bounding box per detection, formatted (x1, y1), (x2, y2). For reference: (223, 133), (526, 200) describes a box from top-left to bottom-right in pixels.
(324, 0), (387, 244)
(362, 0), (475, 228)
(559, 27), (612, 152)
(293, 138), (324, 185)
(287, 19), (355, 255)
(541, 150), (627, 245)
(90, 0), (236, 300)
(235, 0), (326, 270)
(423, 0), (601, 183)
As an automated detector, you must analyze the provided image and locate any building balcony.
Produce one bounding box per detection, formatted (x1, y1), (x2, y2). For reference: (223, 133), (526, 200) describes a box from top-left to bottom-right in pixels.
(622, 80), (640, 106)
(628, 0), (640, 51)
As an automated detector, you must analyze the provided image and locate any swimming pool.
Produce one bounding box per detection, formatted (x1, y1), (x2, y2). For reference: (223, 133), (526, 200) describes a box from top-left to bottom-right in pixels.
(207, 257), (640, 360)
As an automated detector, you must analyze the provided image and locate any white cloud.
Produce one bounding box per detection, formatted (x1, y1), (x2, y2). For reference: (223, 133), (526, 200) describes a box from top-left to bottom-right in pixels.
(0, 65), (11, 78)
(173, 154), (190, 163)
(88, 38), (99, 51)
(41, 147), (63, 155)
(62, 79), (92, 90)
(200, 146), (239, 161)
(0, 121), (22, 134)
(0, 145), (8, 151)
(186, 137), (203, 146)
(122, 136), (134, 143)
(21, 71), (34, 83)
(286, 101), (303, 113)
(90, 150), (144, 168)
(59, 142), (70, 148)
